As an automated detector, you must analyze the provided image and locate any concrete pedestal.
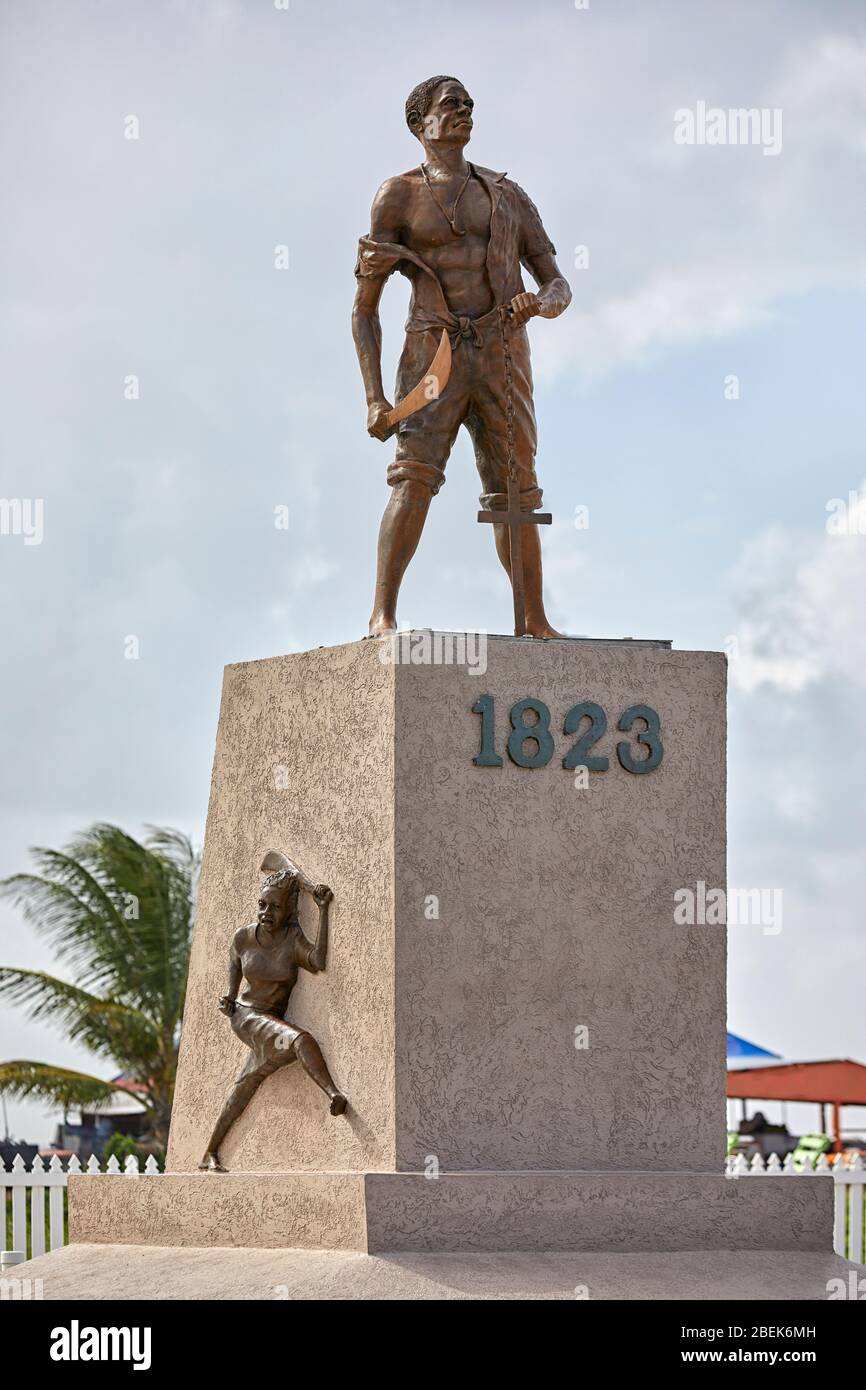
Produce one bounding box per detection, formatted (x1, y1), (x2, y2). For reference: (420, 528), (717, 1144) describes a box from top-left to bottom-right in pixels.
(167, 635), (727, 1178)
(57, 637), (846, 1291)
(69, 1169), (833, 1255)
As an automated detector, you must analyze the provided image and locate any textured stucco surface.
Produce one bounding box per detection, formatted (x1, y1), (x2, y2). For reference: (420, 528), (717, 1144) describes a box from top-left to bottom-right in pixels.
(393, 638), (727, 1171)
(165, 637), (726, 1181)
(166, 642), (396, 1173)
(19, 1244), (862, 1301)
(67, 1169), (832, 1255)
(68, 1173), (367, 1250)
(364, 1172), (833, 1252)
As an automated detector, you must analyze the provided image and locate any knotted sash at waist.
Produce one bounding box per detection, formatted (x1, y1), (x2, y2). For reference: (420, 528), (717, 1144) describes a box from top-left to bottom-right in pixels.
(407, 303), (506, 350)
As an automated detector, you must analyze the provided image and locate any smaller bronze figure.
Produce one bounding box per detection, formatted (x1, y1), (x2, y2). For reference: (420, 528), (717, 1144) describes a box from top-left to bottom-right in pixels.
(199, 851), (347, 1173)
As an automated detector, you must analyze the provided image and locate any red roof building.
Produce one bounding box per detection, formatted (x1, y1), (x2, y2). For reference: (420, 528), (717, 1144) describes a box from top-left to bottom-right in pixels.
(727, 1058), (866, 1151)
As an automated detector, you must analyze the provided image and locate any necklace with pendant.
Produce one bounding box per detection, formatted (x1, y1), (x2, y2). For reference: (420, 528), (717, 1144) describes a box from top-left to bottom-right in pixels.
(420, 162), (472, 237)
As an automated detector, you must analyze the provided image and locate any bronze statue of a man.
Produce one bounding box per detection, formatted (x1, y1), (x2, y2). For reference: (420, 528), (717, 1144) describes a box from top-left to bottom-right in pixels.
(199, 852), (346, 1172)
(353, 75), (572, 638)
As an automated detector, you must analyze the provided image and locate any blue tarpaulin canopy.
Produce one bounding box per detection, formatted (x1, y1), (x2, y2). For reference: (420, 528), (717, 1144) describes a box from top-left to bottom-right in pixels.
(726, 1032), (779, 1059)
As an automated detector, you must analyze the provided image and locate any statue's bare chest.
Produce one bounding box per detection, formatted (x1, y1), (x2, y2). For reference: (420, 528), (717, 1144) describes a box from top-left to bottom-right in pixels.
(406, 175), (492, 252)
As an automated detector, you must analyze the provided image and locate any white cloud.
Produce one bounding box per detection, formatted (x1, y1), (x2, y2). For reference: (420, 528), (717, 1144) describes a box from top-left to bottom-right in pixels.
(725, 484), (866, 1073)
(535, 33), (866, 382)
(730, 482), (866, 695)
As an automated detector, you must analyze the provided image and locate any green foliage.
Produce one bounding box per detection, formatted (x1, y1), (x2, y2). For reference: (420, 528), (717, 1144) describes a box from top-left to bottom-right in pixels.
(102, 1131), (140, 1167)
(101, 1131), (166, 1171)
(0, 824), (199, 1144)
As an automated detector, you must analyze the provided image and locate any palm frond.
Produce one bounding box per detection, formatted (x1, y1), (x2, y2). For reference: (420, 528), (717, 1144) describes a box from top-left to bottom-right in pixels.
(0, 968), (161, 1072)
(0, 1061), (148, 1115)
(0, 822), (199, 1142)
(0, 824), (198, 1024)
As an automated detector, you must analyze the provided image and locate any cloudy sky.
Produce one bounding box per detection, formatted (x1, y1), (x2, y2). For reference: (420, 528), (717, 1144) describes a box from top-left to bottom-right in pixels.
(1, 0), (864, 1144)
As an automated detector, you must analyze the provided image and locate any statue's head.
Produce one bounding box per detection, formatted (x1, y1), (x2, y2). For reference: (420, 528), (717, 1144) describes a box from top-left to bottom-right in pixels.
(257, 870), (295, 930)
(405, 76), (473, 148)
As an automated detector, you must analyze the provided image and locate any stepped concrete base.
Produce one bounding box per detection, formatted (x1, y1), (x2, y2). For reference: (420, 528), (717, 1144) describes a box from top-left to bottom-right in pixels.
(69, 1170), (833, 1254)
(17, 1244), (863, 1301)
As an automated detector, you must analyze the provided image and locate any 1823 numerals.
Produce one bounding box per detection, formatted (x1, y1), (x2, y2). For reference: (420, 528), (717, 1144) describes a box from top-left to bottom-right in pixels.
(471, 696), (663, 774)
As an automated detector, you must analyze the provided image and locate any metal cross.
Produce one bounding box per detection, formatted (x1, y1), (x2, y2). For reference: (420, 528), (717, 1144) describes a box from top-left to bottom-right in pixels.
(478, 471), (551, 636)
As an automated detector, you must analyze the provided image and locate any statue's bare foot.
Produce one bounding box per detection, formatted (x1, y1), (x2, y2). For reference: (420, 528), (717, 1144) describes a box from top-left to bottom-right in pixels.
(525, 619), (564, 639)
(368, 611), (397, 637)
(329, 1093), (348, 1116)
(198, 1151), (225, 1172)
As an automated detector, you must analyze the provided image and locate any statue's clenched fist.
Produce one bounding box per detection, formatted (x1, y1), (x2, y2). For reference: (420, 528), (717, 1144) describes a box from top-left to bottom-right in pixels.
(367, 398), (394, 442)
(508, 291), (541, 327)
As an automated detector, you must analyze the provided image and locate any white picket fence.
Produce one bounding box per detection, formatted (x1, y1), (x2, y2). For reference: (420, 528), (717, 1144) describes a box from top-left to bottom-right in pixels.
(725, 1151), (865, 1264)
(2, 1150), (864, 1264)
(1, 1153), (160, 1262)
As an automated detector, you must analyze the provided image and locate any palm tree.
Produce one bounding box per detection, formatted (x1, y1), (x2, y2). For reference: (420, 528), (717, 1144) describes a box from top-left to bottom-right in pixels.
(0, 823), (198, 1147)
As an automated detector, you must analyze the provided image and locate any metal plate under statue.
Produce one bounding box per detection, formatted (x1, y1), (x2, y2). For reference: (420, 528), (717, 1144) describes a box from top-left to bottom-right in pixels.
(198, 851), (347, 1173)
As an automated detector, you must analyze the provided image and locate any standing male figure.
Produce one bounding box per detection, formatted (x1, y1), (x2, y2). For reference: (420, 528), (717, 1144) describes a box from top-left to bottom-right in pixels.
(352, 76), (572, 638)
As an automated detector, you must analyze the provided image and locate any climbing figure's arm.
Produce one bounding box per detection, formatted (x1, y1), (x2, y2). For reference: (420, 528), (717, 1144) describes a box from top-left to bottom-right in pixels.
(298, 885), (333, 975)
